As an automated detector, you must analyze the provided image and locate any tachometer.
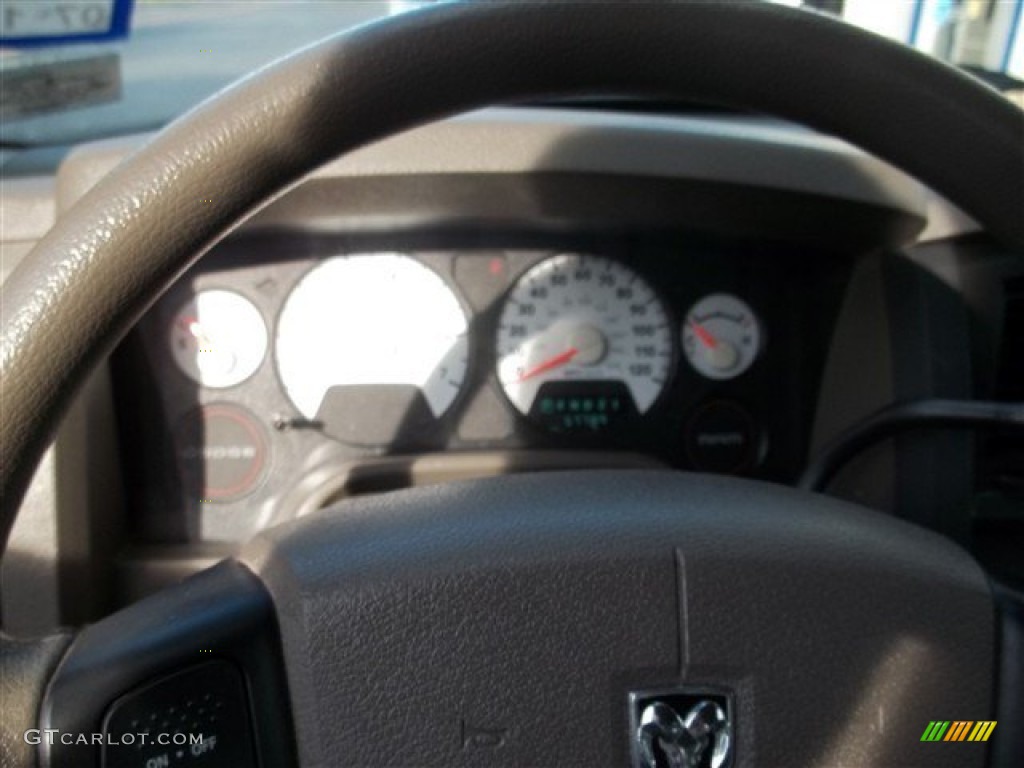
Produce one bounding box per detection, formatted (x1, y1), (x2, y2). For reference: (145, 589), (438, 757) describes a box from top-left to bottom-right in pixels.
(275, 254), (469, 445)
(496, 254), (672, 432)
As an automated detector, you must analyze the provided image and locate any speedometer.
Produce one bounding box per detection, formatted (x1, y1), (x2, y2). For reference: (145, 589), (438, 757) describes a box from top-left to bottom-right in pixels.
(276, 253), (468, 445)
(496, 254), (673, 433)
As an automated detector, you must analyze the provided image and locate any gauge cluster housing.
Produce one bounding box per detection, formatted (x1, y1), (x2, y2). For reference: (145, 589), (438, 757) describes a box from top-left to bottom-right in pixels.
(112, 228), (852, 543)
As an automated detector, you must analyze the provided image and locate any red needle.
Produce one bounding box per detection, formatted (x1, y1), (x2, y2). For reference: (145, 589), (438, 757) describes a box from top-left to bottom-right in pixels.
(689, 319), (718, 349)
(517, 347), (579, 381)
(179, 317), (214, 350)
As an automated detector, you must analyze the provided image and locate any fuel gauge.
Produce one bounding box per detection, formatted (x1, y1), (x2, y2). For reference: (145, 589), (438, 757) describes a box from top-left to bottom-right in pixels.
(169, 290), (267, 388)
(683, 294), (761, 380)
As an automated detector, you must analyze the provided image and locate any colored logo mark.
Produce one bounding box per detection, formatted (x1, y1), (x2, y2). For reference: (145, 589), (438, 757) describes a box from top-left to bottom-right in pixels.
(921, 721), (997, 742)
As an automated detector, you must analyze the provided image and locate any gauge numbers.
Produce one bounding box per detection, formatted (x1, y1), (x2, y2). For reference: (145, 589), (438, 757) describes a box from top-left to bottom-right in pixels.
(169, 290), (267, 388)
(683, 294), (761, 380)
(496, 254), (672, 432)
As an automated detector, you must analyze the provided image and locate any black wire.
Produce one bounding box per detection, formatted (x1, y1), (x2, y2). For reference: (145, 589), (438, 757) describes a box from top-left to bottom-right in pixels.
(798, 399), (1024, 492)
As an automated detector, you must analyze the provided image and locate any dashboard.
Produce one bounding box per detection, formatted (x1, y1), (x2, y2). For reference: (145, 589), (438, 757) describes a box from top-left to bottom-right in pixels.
(8, 107), (1019, 628)
(113, 233), (848, 543)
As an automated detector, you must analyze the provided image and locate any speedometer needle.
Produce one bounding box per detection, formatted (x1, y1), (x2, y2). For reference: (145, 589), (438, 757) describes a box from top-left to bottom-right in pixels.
(517, 347), (579, 381)
(689, 319), (718, 349)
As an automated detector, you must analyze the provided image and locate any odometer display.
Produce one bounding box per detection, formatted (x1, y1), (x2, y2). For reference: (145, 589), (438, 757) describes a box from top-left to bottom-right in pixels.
(496, 254), (673, 431)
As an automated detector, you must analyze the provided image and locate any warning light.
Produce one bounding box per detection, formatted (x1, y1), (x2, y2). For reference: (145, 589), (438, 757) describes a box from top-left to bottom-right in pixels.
(489, 258), (504, 276)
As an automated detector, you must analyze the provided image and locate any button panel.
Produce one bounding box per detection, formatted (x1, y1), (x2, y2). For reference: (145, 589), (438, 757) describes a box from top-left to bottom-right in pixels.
(102, 661), (257, 768)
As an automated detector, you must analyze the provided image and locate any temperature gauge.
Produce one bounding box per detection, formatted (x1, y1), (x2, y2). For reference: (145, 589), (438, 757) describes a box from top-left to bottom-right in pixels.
(169, 290), (267, 388)
(683, 294), (761, 380)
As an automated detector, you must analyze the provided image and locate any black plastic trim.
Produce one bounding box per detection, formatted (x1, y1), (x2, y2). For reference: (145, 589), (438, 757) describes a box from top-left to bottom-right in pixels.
(38, 559), (297, 767)
(799, 399), (1024, 492)
(991, 581), (1024, 767)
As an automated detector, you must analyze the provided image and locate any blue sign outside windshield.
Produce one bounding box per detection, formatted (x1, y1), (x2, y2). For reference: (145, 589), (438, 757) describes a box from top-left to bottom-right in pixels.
(1, 0), (134, 47)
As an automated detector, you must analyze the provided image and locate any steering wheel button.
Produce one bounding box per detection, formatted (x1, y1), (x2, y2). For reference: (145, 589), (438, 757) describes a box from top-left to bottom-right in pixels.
(101, 661), (257, 768)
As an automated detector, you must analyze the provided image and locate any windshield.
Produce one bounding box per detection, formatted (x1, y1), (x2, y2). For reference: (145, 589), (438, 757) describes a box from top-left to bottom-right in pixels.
(1, 0), (1022, 147)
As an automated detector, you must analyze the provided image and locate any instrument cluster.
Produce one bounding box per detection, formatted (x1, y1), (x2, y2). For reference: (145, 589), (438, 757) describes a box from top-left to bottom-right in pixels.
(168, 251), (763, 439)
(116, 240), (828, 542)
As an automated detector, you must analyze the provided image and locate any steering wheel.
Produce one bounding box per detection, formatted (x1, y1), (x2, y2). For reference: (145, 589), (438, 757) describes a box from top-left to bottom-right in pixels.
(2, 3), (1022, 767)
